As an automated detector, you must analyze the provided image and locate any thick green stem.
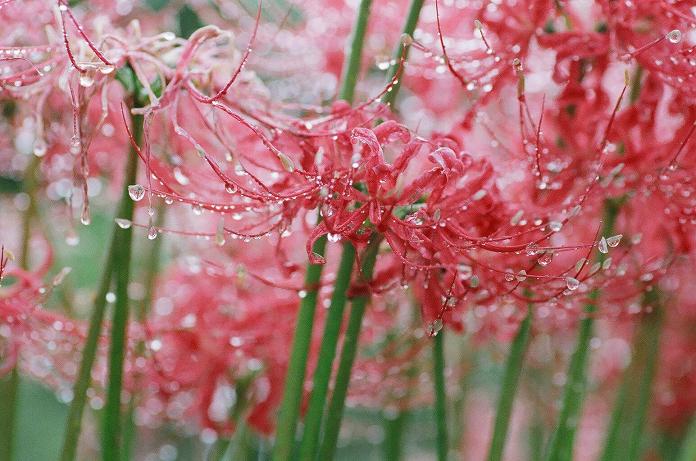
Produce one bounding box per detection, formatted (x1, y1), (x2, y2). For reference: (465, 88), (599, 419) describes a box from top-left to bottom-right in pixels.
(545, 199), (622, 461)
(271, 234), (327, 461)
(381, 0), (425, 108)
(383, 410), (409, 461)
(433, 331), (448, 461)
(338, 0), (373, 104)
(599, 294), (663, 461)
(298, 243), (356, 461)
(487, 306), (533, 461)
(317, 236), (381, 460)
(59, 237), (116, 461)
(101, 110), (142, 461)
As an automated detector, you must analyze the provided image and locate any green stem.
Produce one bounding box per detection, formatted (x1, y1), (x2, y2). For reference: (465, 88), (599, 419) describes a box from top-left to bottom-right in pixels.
(433, 330), (448, 461)
(0, 154), (39, 461)
(381, 0), (425, 108)
(317, 236), (381, 460)
(298, 243), (356, 461)
(383, 410), (409, 461)
(102, 110), (142, 461)
(678, 417), (696, 461)
(122, 206), (166, 461)
(338, 0), (373, 104)
(59, 236), (116, 461)
(271, 234), (328, 461)
(487, 306), (533, 461)
(599, 294), (663, 461)
(273, 0), (375, 456)
(544, 199), (622, 461)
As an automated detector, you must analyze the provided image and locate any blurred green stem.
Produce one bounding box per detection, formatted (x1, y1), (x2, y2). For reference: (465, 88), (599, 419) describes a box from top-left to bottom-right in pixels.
(384, 410), (409, 461)
(677, 417), (696, 461)
(122, 205), (166, 461)
(433, 331), (448, 461)
(545, 198), (622, 461)
(487, 305), (533, 461)
(381, 0), (425, 108)
(599, 293), (663, 461)
(317, 236), (381, 460)
(338, 0), (373, 104)
(0, 154), (39, 461)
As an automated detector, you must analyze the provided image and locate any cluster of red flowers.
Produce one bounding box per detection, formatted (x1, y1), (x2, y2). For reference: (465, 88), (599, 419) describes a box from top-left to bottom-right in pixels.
(1, 0), (696, 457)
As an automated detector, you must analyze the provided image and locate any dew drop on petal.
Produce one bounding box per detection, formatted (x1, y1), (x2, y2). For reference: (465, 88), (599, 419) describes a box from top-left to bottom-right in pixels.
(128, 184), (145, 202)
(278, 152), (295, 173)
(526, 242), (540, 256)
(548, 221), (563, 232)
(79, 73), (94, 88)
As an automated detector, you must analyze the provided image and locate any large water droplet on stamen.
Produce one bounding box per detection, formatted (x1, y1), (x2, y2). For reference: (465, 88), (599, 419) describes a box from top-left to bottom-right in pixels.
(516, 269), (527, 282)
(115, 218), (132, 229)
(33, 138), (47, 157)
(80, 205), (91, 226)
(526, 242), (540, 256)
(128, 184), (145, 202)
(667, 29), (682, 44)
(147, 226), (158, 240)
(548, 221), (563, 232)
(598, 237), (609, 254)
(566, 277), (580, 291)
(79, 72), (94, 88)
(606, 234), (622, 248)
(225, 183), (237, 194)
(538, 252), (553, 266)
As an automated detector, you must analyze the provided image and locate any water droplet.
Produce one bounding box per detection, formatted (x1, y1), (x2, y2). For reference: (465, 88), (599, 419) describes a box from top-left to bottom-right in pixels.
(69, 136), (81, 155)
(225, 183), (237, 194)
(147, 226), (158, 240)
(457, 264), (472, 280)
(526, 242), (540, 256)
(504, 270), (515, 282)
(52, 267), (72, 286)
(598, 237), (609, 254)
(79, 72), (94, 88)
(548, 221), (563, 232)
(278, 152), (295, 172)
(469, 275), (480, 288)
(33, 138), (47, 157)
(426, 318), (443, 336)
(602, 257), (612, 270)
(565, 277), (580, 291)
(105, 292), (116, 303)
(215, 218), (226, 246)
(115, 218), (132, 229)
(667, 29), (682, 44)
(298, 289), (307, 299)
(65, 230), (79, 246)
(128, 184), (145, 201)
(606, 234), (622, 247)
(537, 252), (553, 266)
(99, 65), (115, 75)
(192, 204), (203, 216)
(516, 269), (527, 282)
